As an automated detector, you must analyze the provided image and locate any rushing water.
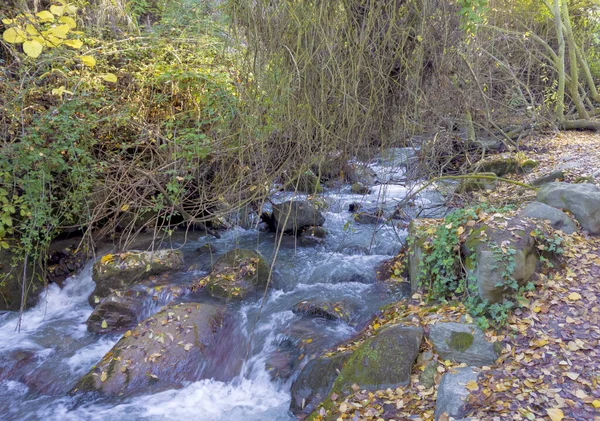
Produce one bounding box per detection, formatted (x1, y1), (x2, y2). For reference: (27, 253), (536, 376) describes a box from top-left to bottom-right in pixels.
(0, 149), (446, 421)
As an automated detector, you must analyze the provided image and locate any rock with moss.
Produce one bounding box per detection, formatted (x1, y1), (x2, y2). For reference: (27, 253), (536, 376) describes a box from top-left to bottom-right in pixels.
(272, 201), (325, 233)
(299, 226), (328, 246)
(473, 154), (538, 176)
(90, 249), (184, 307)
(71, 302), (224, 397)
(353, 209), (385, 225)
(292, 299), (354, 323)
(330, 324), (423, 394)
(455, 173), (498, 194)
(463, 217), (538, 303)
(429, 322), (500, 366)
(537, 182), (600, 235)
(200, 249), (271, 301)
(435, 367), (479, 421)
(290, 351), (351, 416)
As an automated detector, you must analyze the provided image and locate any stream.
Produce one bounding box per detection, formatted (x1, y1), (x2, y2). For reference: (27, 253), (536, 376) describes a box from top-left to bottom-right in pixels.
(0, 149), (446, 421)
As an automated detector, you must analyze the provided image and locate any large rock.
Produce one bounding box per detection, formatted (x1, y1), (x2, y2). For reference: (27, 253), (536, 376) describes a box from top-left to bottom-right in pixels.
(429, 322), (500, 366)
(519, 201), (577, 234)
(86, 293), (143, 334)
(90, 249), (184, 306)
(537, 182), (600, 235)
(292, 299), (354, 323)
(473, 154), (538, 176)
(71, 302), (224, 397)
(435, 367), (479, 421)
(200, 249), (270, 300)
(272, 201), (325, 233)
(330, 324), (423, 394)
(290, 352), (351, 416)
(464, 217), (538, 303)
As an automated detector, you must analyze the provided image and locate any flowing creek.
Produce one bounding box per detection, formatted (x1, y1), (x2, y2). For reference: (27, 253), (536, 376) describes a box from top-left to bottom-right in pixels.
(0, 149), (446, 421)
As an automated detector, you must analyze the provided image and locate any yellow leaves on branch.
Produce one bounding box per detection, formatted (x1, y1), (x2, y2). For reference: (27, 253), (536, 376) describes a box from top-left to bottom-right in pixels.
(79, 55), (97, 68)
(2, 2), (82, 58)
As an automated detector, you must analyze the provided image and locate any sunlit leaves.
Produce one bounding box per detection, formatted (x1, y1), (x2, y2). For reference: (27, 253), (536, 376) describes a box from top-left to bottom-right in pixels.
(59, 16), (77, 29)
(3, 27), (25, 44)
(79, 56), (97, 68)
(35, 10), (55, 23)
(63, 39), (83, 49)
(22, 40), (44, 58)
(100, 73), (118, 83)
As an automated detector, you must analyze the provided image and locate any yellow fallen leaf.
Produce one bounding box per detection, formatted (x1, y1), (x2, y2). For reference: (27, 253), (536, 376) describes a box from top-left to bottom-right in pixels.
(100, 73), (118, 83)
(592, 400), (600, 408)
(101, 320), (108, 329)
(546, 408), (564, 421)
(100, 371), (107, 382)
(567, 292), (582, 301)
(465, 380), (479, 391)
(120, 203), (130, 212)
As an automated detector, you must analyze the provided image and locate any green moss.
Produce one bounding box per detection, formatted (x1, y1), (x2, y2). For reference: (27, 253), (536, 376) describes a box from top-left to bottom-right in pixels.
(448, 331), (474, 352)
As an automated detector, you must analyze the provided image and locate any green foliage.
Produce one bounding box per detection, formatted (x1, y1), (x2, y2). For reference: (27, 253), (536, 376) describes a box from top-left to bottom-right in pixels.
(457, 0), (489, 36)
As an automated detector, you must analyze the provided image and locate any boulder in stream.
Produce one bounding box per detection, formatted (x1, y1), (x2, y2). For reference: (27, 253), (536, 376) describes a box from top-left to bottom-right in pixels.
(272, 201), (325, 233)
(90, 249), (184, 307)
(291, 299), (354, 323)
(197, 249), (271, 301)
(86, 292), (143, 334)
(71, 302), (225, 397)
(537, 182), (600, 235)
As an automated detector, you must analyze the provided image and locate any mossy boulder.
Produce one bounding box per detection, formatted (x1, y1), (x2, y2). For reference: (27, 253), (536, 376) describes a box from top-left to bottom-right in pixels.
(90, 249), (184, 307)
(290, 351), (351, 416)
(71, 302), (225, 397)
(299, 226), (328, 246)
(330, 324), (423, 394)
(272, 200), (325, 233)
(455, 173), (498, 194)
(473, 154), (538, 176)
(531, 170), (565, 186)
(201, 249), (271, 301)
(463, 217), (538, 304)
(429, 322), (500, 366)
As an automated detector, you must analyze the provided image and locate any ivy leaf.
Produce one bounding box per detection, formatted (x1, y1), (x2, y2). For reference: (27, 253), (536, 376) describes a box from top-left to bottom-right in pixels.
(3, 27), (26, 44)
(23, 40), (44, 58)
(79, 55), (96, 68)
(63, 39), (83, 49)
(100, 73), (118, 83)
(36, 10), (55, 23)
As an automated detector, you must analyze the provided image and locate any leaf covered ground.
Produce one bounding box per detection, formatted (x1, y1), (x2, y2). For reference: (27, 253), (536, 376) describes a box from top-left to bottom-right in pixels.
(312, 133), (600, 421)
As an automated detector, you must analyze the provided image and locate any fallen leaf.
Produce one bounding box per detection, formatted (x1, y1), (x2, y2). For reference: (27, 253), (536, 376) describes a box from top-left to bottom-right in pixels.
(546, 408), (564, 421)
(567, 292), (582, 301)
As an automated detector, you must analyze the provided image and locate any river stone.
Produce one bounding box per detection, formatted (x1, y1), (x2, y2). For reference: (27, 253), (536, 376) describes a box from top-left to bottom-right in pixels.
(455, 173), (498, 194)
(86, 293), (143, 334)
(435, 367), (479, 421)
(292, 299), (354, 322)
(272, 201), (325, 233)
(429, 322), (500, 366)
(71, 302), (224, 397)
(202, 249), (270, 300)
(537, 182), (600, 235)
(519, 201), (577, 234)
(290, 351), (351, 415)
(351, 182), (371, 195)
(354, 210), (385, 225)
(331, 324), (423, 394)
(463, 217), (538, 304)
(90, 249), (184, 307)
(299, 226), (328, 246)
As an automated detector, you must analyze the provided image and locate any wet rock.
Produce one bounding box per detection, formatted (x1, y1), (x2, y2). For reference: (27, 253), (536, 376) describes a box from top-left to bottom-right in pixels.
(351, 182), (371, 195)
(71, 302), (225, 397)
(348, 202), (362, 212)
(331, 324), (423, 394)
(290, 351), (351, 415)
(86, 293), (144, 334)
(429, 322), (500, 366)
(299, 226), (328, 247)
(90, 249), (184, 307)
(531, 170), (564, 186)
(537, 182), (600, 235)
(266, 338), (301, 381)
(519, 201), (577, 234)
(292, 299), (354, 323)
(354, 209), (385, 225)
(463, 217), (538, 304)
(272, 201), (325, 233)
(435, 367), (479, 421)
(201, 249), (271, 301)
